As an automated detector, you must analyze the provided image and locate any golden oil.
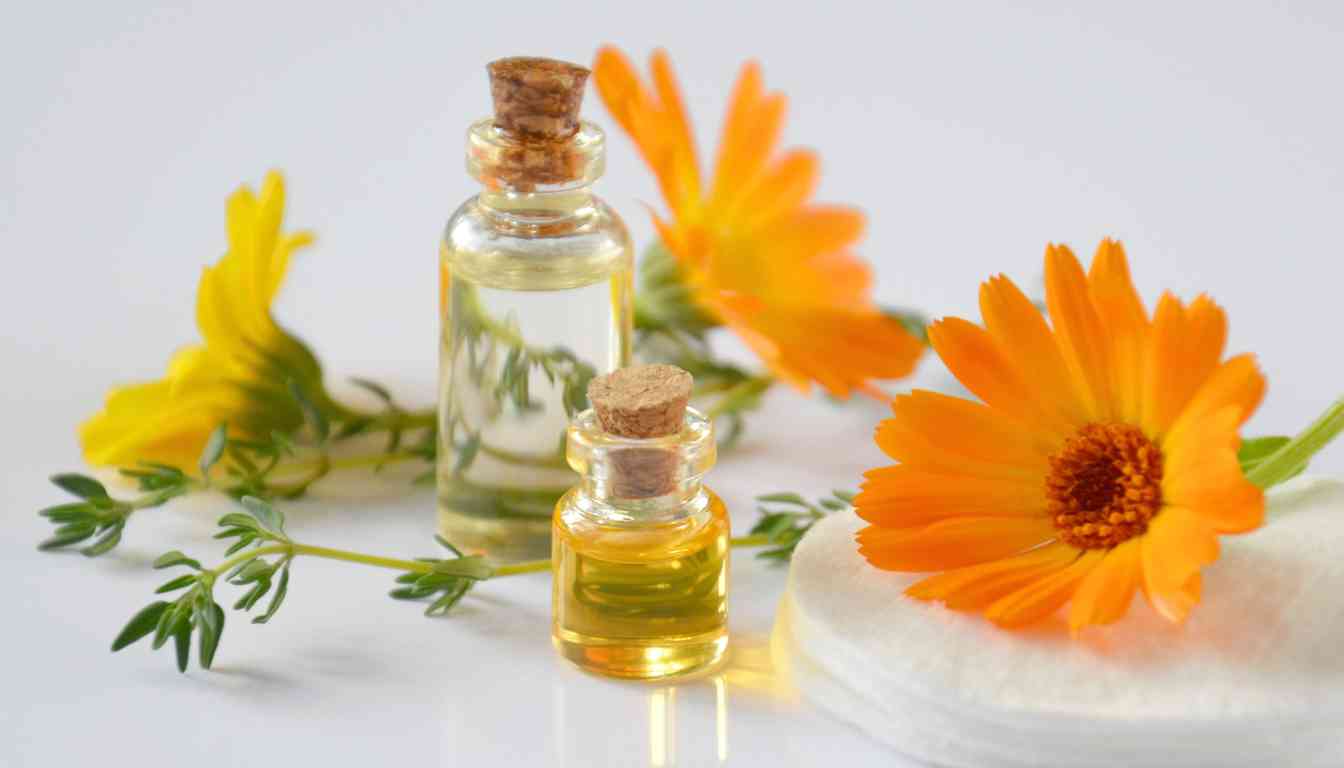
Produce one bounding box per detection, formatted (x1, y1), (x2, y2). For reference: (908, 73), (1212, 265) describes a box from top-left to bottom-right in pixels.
(552, 406), (729, 680)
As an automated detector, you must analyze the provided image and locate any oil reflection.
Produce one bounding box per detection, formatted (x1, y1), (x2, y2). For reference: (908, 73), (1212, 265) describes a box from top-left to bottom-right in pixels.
(553, 632), (799, 766)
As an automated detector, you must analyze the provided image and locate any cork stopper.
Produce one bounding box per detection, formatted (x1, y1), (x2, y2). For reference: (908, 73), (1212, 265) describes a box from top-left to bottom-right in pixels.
(587, 365), (694, 498)
(588, 364), (693, 439)
(488, 57), (590, 140)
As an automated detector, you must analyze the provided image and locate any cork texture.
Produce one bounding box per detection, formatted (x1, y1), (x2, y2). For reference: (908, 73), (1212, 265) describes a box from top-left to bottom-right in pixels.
(487, 57), (590, 140)
(587, 364), (694, 499)
(588, 364), (693, 439)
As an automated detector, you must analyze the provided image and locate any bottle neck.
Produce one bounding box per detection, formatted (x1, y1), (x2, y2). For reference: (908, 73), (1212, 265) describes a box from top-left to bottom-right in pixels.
(477, 183), (596, 220)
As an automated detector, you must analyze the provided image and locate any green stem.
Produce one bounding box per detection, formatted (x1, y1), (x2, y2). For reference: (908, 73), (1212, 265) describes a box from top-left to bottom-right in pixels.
(495, 559), (552, 576)
(290, 543), (434, 573)
(729, 533), (773, 548)
(1247, 397), (1344, 489)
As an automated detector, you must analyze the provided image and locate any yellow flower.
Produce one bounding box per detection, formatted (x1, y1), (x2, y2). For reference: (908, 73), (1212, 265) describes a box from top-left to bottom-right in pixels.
(80, 171), (324, 469)
(593, 47), (924, 398)
(855, 241), (1266, 633)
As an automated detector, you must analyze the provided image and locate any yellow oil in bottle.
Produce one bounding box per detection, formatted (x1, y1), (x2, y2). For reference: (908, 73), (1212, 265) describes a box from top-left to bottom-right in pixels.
(552, 489), (730, 680)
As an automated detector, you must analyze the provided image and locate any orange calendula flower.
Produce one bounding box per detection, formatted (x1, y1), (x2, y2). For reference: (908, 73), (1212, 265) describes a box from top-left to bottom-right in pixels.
(593, 47), (923, 397)
(80, 171), (325, 469)
(855, 240), (1266, 633)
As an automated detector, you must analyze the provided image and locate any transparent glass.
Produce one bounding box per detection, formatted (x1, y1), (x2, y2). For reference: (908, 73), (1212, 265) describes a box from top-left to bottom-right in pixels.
(438, 119), (633, 564)
(552, 408), (730, 680)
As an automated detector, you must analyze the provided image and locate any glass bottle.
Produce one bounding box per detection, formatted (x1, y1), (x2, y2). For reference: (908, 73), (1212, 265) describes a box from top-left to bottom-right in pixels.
(438, 58), (633, 563)
(553, 407), (730, 680)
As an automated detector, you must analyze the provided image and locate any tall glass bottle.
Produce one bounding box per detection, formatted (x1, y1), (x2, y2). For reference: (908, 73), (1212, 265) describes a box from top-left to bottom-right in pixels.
(438, 58), (633, 563)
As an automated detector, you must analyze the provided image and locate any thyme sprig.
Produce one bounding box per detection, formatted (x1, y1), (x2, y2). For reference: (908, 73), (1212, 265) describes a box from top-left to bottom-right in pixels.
(112, 494), (546, 672)
(732, 490), (855, 561)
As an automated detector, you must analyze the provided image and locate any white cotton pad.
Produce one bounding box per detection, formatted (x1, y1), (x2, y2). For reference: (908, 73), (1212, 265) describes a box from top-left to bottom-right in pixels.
(773, 476), (1344, 767)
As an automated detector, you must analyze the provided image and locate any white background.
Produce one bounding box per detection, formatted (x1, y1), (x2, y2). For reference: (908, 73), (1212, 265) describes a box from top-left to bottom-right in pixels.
(3, 2), (1341, 766)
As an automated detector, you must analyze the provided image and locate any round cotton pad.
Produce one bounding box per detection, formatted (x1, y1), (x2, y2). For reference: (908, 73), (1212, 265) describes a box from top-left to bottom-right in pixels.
(775, 477), (1344, 767)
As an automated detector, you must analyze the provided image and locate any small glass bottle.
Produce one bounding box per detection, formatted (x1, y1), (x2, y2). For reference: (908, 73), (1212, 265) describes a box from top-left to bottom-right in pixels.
(553, 365), (730, 680)
(438, 57), (633, 563)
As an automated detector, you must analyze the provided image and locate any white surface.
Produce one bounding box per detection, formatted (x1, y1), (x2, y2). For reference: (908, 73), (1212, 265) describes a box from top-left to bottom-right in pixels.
(4, 2), (1344, 766)
(779, 477), (1344, 767)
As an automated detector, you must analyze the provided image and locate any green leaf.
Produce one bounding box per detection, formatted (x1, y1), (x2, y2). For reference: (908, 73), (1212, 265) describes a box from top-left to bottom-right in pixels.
(288, 380), (330, 443)
(252, 563), (290, 624)
(430, 556), (494, 581)
(198, 603), (225, 669)
(229, 558), (273, 585)
(81, 524), (123, 557)
(240, 496), (285, 535)
(155, 574), (197, 594)
(1239, 436), (1292, 472)
(173, 623), (192, 673)
(38, 522), (97, 551)
(111, 601), (171, 652)
(38, 502), (93, 521)
(756, 492), (808, 506)
(349, 377), (393, 403)
(199, 424), (228, 478)
(153, 551), (203, 571)
(51, 473), (109, 500)
(453, 433), (480, 475)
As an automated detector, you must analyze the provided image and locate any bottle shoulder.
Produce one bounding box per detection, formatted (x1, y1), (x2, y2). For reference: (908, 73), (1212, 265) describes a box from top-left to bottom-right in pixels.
(554, 488), (729, 562)
(442, 194), (632, 291)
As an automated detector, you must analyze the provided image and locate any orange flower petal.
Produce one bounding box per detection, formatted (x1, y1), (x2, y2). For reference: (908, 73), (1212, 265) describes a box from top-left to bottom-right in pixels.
(876, 390), (1051, 478)
(714, 296), (923, 398)
(1087, 239), (1149, 423)
(1045, 244), (1114, 421)
(706, 62), (785, 216)
(734, 149), (819, 233)
(978, 274), (1090, 428)
(1141, 293), (1229, 438)
(1163, 405), (1265, 533)
(1141, 507), (1218, 623)
(856, 464), (1046, 527)
(857, 516), (1057, 572)
(984, 550), (1104, 628)
(927, 317), (1074, 440)
(1167, 354), (1266, 439)
(905, 542), (1078, 612)
(1067, 538), (1142, 634)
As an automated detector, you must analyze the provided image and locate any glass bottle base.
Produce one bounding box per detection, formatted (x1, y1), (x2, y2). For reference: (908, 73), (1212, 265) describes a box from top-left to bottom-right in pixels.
(436, 508), (551, 564)
(552, 626), (728, 680)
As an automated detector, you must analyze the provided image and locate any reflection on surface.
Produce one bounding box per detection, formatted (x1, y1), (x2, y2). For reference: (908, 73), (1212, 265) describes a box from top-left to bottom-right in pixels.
(553, 631), (801, 766)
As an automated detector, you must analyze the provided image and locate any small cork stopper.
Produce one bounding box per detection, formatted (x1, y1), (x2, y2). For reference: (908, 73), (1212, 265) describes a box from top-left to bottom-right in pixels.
(587, 365), (694, 499)
(588, 364), (693, 439)
(488, 57), (590, 140)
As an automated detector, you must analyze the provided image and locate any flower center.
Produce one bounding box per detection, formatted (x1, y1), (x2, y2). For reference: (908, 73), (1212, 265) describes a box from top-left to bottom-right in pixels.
(1045, 423), (1163, 549)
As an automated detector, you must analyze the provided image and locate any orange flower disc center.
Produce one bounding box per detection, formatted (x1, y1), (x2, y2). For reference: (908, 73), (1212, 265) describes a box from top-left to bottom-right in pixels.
(1045, 423), (1164, 549)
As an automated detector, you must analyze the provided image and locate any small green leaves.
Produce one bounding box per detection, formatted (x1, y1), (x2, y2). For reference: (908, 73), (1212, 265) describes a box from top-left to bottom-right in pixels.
(38, 497), (130, 556)
(389, 536), (494, 617)
(240, 496), (286, 536)
(349, 377), (393, 403)
(153, 551), (203, 571)
(1239, 435), (1305, 482)
(253, 562), (290, 625)
(288, 379), (330, 444)
(111, 601), (170, 652)
(200, 424), (228, 480)
(748, 489), (853, 561)
(51, 473), (109, 501)
(197, 602), (225, 669)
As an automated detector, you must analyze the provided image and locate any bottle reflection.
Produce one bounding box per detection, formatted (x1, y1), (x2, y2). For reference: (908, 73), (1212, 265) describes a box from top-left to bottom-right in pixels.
(552, 675), (728, 767)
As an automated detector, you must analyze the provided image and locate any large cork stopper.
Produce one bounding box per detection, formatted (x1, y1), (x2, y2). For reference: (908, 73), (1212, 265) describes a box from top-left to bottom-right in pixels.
(587, 364), (693, 498)
(488, 57), (590, 140)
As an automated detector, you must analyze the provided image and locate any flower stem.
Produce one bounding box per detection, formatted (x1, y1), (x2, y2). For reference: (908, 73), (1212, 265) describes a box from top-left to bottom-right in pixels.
(1246, 397), (1344, 489)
